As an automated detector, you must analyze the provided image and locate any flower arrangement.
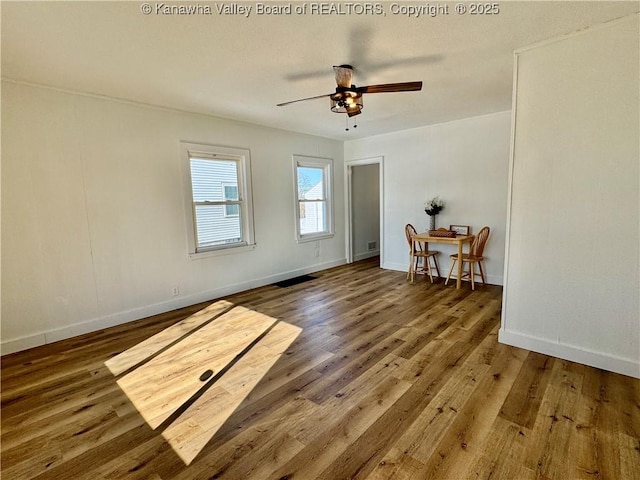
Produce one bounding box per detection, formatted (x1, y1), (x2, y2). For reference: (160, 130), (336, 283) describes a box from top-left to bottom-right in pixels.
(424, 196), (445, 216)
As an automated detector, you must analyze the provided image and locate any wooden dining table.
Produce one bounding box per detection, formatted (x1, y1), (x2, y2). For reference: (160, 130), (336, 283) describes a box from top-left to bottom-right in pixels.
(410, 232), (475, 289)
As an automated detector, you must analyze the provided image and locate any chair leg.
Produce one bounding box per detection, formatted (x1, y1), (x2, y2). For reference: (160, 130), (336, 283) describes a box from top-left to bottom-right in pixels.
(433, 255), (441, 278)
(469, 261), (475, 290)
(426, 256), (434, 283)
(478, 261), (487, 284)
(445, 258), (456, 285)
(408, 250), (415, 282)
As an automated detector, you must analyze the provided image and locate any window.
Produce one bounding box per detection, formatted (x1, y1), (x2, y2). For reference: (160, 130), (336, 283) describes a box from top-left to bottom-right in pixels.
(181, 143), (254, 256)
(293, 155), (334, 242)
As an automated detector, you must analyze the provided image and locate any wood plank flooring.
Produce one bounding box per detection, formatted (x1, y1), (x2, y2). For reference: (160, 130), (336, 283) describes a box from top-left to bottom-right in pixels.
(2, 257), (639, 479)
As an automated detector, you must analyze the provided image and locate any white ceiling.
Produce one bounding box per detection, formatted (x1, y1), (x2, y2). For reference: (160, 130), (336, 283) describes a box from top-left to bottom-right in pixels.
(2, 1), (638, 140)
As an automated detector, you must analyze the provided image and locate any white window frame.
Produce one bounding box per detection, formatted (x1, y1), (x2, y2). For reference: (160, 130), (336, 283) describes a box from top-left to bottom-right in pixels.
(293, 155), (334, 243)
(181, 142), (255, 258)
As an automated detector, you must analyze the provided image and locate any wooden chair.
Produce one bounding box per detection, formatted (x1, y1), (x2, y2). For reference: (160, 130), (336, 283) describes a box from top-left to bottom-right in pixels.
(405, 224), (441, 283)
(445, 226), (490, 290)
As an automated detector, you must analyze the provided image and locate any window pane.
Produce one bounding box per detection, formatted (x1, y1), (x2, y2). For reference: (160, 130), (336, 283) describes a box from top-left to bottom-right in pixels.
(297, 166), (324, 201)
(299, 201), (326, 235)
(223, 185), (239, 201)
(194, 205), (243, 248)
(190, 158), (238, 202)
(225, 204), (240, 217)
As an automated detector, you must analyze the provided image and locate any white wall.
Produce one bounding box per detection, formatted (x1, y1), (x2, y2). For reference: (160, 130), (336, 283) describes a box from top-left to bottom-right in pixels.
(500, 15), (639, 378)
(351, 164), (380, 261)
(1, 81), (345, 354)
(344, 111), (512, 284)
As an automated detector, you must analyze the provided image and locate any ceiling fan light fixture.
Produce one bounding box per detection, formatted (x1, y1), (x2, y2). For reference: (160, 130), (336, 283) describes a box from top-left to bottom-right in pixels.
(330, 92), (363, 114)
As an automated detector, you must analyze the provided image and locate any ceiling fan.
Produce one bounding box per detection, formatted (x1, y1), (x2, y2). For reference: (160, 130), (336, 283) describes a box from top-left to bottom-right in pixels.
(277, 65), (422, 118)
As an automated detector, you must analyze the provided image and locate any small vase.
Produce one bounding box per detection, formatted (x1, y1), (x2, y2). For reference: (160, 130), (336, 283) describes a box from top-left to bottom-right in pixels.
(429, 215), (436, 231)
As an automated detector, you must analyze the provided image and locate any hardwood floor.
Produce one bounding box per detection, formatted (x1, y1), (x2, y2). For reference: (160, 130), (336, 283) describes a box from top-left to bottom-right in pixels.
(2, 257), (639, 479)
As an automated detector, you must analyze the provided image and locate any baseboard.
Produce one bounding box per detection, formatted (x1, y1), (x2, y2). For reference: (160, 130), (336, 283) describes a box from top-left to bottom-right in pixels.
(498, 328), (640, 379)
(1, 258), (347, 356)
(354, 250), (380, 262)
(1, 334), (48, 356)
(381, 261), (407, 272)
(381, 261), (503, 285)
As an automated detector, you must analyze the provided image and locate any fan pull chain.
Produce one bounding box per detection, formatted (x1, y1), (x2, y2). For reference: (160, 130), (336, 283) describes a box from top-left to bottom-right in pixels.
(345, 116), (359, 132)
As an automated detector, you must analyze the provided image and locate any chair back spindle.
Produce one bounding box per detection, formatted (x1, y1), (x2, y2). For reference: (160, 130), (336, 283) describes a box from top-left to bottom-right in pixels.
(471, 226), (490, 257)
(405, 224), (422, 253)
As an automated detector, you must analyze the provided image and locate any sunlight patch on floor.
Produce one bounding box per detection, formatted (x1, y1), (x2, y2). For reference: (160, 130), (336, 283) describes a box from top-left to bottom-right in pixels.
(106, 301), (302, 465)
(162, 320), (302, 464)
(105, 300), (235, 376)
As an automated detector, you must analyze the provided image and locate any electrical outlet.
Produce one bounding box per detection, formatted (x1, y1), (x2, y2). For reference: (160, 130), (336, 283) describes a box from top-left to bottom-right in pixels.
(172, 286), (180, 296)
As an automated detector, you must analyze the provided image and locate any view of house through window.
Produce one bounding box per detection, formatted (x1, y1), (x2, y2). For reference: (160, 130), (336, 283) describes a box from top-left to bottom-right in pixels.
(182, 143), (254, 254)
(190, 158), (242, 248)
(298, 166), (325, 234)
(294, 156), (333, 242)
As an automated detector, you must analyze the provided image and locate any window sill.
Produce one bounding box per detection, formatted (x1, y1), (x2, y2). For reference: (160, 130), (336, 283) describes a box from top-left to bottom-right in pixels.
(189, 243), (255, 260)
(296, 233), (334, 244)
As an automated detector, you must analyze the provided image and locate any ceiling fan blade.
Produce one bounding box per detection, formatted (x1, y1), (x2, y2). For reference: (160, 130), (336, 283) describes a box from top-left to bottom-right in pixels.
(333, 65), (353, 88)
(277, 93), (333, 107)
(357, 81), (423, 94)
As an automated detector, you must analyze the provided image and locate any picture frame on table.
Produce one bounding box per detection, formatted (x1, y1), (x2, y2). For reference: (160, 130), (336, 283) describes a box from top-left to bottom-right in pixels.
(450, 225), (470, 235)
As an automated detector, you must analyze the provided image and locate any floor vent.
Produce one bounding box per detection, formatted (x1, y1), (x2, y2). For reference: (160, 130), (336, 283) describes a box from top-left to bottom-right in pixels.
(274, 275), (317, 288)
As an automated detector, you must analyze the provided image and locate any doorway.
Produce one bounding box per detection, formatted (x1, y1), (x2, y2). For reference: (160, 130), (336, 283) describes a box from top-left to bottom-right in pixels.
(345, 157), (383, 265)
